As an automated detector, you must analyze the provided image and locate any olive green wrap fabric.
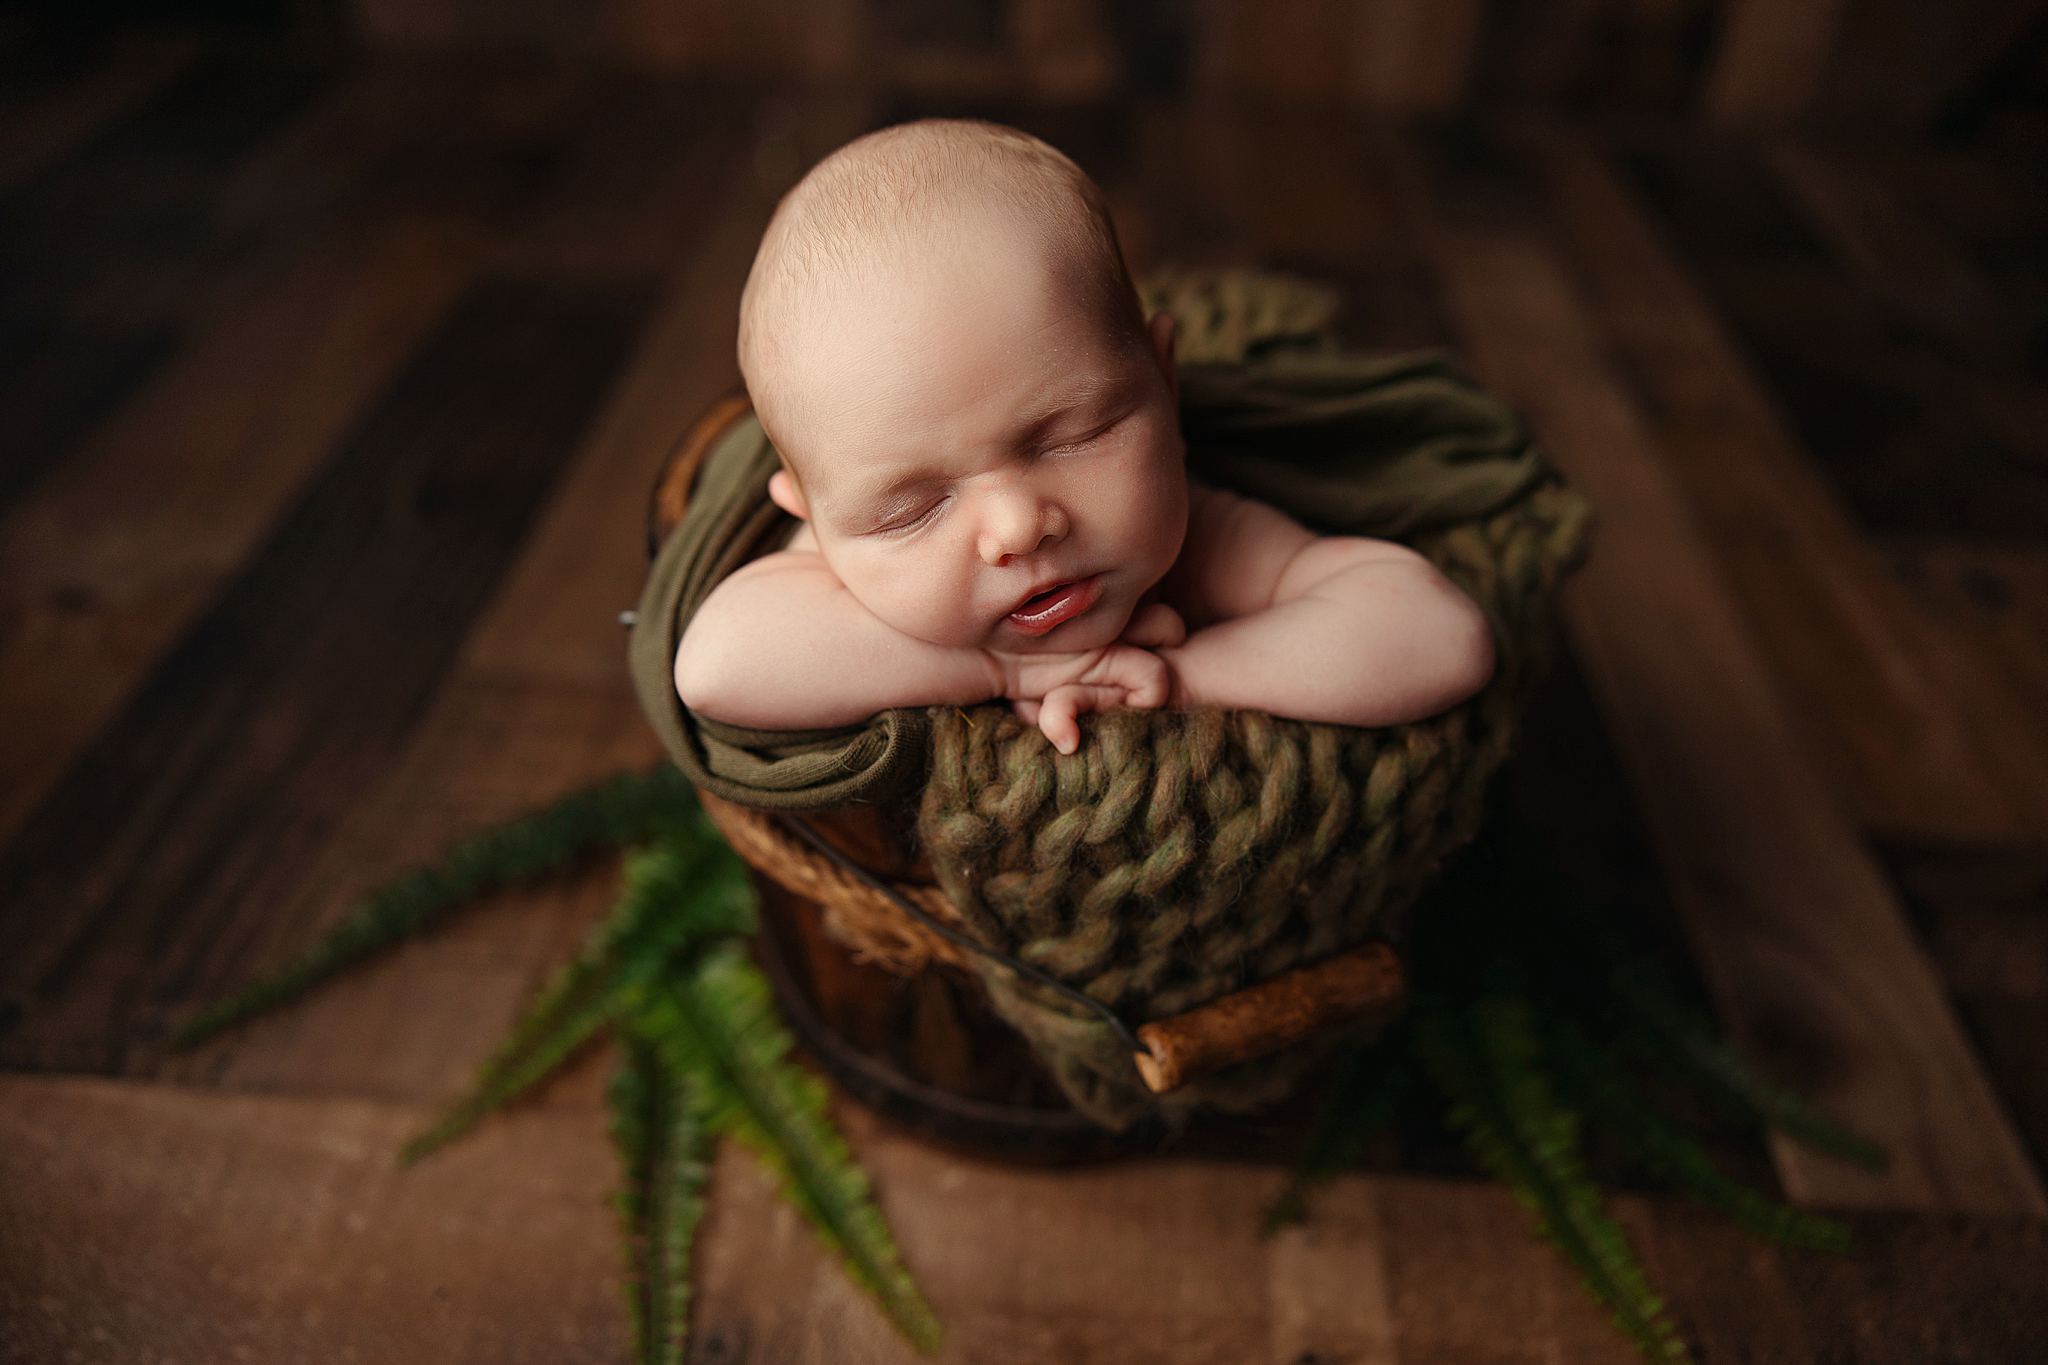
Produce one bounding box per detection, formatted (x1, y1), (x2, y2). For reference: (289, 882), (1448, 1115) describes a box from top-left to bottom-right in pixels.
(627, 412), (935, 811)
(626, 270), (1595, 1129)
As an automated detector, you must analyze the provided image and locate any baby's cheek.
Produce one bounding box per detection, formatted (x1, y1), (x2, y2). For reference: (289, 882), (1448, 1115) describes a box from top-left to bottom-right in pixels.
(1136, 475), (1190, 579)
(858, 556), (984, 646)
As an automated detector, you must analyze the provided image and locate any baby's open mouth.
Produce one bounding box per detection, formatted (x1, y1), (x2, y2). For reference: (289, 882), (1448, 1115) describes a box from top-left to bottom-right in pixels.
(1005, 575), (1103, 637)
(1019, 583), (1069, 608)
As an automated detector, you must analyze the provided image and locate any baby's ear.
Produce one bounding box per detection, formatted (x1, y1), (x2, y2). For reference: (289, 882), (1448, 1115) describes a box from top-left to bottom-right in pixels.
(1148, 310), (1178, 404)
(767, 467), (810, 521)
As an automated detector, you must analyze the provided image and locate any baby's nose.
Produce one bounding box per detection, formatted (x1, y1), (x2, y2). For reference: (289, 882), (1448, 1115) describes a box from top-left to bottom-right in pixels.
(978, 488), (1069, 566)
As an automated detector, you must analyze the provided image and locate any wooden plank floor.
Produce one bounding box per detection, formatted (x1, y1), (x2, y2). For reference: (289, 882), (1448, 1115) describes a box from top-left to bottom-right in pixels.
(3, 27), (2045, 1363)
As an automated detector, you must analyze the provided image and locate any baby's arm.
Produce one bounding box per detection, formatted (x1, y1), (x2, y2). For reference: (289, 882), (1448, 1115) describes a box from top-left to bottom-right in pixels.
(675, 550), (1002, 728)
(676, 548), (1173, 743)
(1157, 486), (1496, 726)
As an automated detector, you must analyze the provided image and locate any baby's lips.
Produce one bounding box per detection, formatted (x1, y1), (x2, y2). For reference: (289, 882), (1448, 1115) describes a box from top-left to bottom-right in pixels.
(1006, 576), (1077, 616)
(1003, 574), (1103, 636)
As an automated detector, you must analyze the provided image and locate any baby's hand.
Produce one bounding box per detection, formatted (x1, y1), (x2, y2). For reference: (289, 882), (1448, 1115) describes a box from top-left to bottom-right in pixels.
(995, 603), (1186, 755)
(1116, 601), (1188, 651)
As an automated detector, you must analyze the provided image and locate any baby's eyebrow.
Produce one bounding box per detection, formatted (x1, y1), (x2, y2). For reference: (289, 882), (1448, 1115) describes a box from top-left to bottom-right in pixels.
(839, 473), (946, 526)
(1003, 374), (1127, 447)
(839, 377), (1131, 522)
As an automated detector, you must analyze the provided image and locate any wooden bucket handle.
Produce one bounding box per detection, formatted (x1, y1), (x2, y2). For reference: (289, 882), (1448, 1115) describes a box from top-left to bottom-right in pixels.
(1132, 946), (1403, 1092)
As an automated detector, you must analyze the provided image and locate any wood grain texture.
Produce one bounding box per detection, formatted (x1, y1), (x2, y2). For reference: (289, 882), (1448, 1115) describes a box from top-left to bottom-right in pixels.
(10, 1073), (2041, 1365)
(1533, 129), (2048, 842)
(686, 1103), (1641, 1365)
(1619, 137), (2048, 546)
(0, 315), (175, 515)
(175, 103), (811, 1101)
(0, 1074), (625, 1364)
(457, 102), (765, 683)
(1189, 0), (1353, 103)
(1637, 1192), (2048, 1363)
(1703, 0), (1850, 124)
(336, 0), (2048, 127)
(0, 273), (656, 1075)
(1123, 102), (1458, 352)
(692, 1104), (2048, 1363)
(0, 30), (202, 191)
(155, 677), (656, 1103)
(1472, 0), (1718, 121)
(0, 217), (487, 846)
(1879, 837), (2048, 1172)
(1881, 538), (2048, 756)
(1349, 0), (1481, 113)
(1373, 122), (2046, 1214)
(0, 49), (341, 332)
(1764, 141), (2040, 372)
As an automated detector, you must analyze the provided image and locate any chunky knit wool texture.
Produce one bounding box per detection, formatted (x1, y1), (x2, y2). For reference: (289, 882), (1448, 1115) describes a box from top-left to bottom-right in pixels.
(918, 463), (1591, 1128)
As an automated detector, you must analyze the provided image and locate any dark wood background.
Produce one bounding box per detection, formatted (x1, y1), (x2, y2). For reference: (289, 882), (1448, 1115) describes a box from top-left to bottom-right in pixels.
(1, 6), (2045, 1362)
(335, 0), (2048, 133)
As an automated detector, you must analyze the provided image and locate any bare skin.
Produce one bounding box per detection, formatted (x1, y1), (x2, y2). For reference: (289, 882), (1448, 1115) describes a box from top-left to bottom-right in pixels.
(678, 211), (1496, 753)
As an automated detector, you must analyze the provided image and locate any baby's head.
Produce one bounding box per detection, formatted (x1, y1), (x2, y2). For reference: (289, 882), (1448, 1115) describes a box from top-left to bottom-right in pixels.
(737, 118), (1187, 656)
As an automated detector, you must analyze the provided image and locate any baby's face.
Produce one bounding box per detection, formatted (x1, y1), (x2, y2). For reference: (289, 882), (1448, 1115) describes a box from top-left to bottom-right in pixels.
(769, 224), (1186, 656)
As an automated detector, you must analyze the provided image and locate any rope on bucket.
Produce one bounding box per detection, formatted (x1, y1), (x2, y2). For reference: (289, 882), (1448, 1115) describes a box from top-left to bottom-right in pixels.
(776, 812), (1151, 1061)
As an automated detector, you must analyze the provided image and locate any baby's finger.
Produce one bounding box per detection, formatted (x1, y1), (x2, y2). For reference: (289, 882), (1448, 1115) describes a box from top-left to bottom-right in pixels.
(1011, 698), (1041, 725)
(1037, 690), (1081, 755)
(1121, 658), (1172, 709)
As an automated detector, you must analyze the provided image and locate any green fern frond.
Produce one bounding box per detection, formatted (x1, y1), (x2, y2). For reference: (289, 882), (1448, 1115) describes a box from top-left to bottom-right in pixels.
(636, 943), (942, 1354)
(1479, 840), (1888, 1176)
(1544, 1025), (1851, 1252)
(171, 766), (704, 1048)
(610, 1038), (660, 1362)
(1263, 1033), (1413, 1233)
(597, 823), (758, 989)
(1610, 967), (1886, 1172)
(402, 828), (757, 1163)
(1417, 996), (1689, 1363)
(610, 1032), (712, 1365)
(401, 965), (620, 1165)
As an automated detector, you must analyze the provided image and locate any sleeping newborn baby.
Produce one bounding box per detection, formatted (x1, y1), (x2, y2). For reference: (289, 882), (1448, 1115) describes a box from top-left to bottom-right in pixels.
(676, 118), (1495, 755)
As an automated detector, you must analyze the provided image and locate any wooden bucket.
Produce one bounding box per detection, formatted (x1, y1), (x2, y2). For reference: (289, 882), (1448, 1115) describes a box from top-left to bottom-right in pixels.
(646, 393), (1405, 1159)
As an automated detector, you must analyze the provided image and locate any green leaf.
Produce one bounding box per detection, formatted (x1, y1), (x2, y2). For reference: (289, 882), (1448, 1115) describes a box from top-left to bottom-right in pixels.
(635, 943), (942, 1354)
(610, 1032), (712, 1365)
(1417, 996), (1690, 1364)
(1471, 831), (1888, 1176)
(1610, 966), (1887, 1172)
(598, 821), (758, 990)
(400, 960), (621, 1165)
(1263, 1032), (1412, 1233)
(171, 766), (704, 1048)
(401, 825), (757, 1163)
(1544, 1024), (1852, 1253)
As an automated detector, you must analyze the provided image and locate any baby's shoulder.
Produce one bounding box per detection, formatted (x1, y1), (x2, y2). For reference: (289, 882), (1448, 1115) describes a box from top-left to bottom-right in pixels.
(708, 520), (830, 596)
(1156, 479), (1319, 627)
